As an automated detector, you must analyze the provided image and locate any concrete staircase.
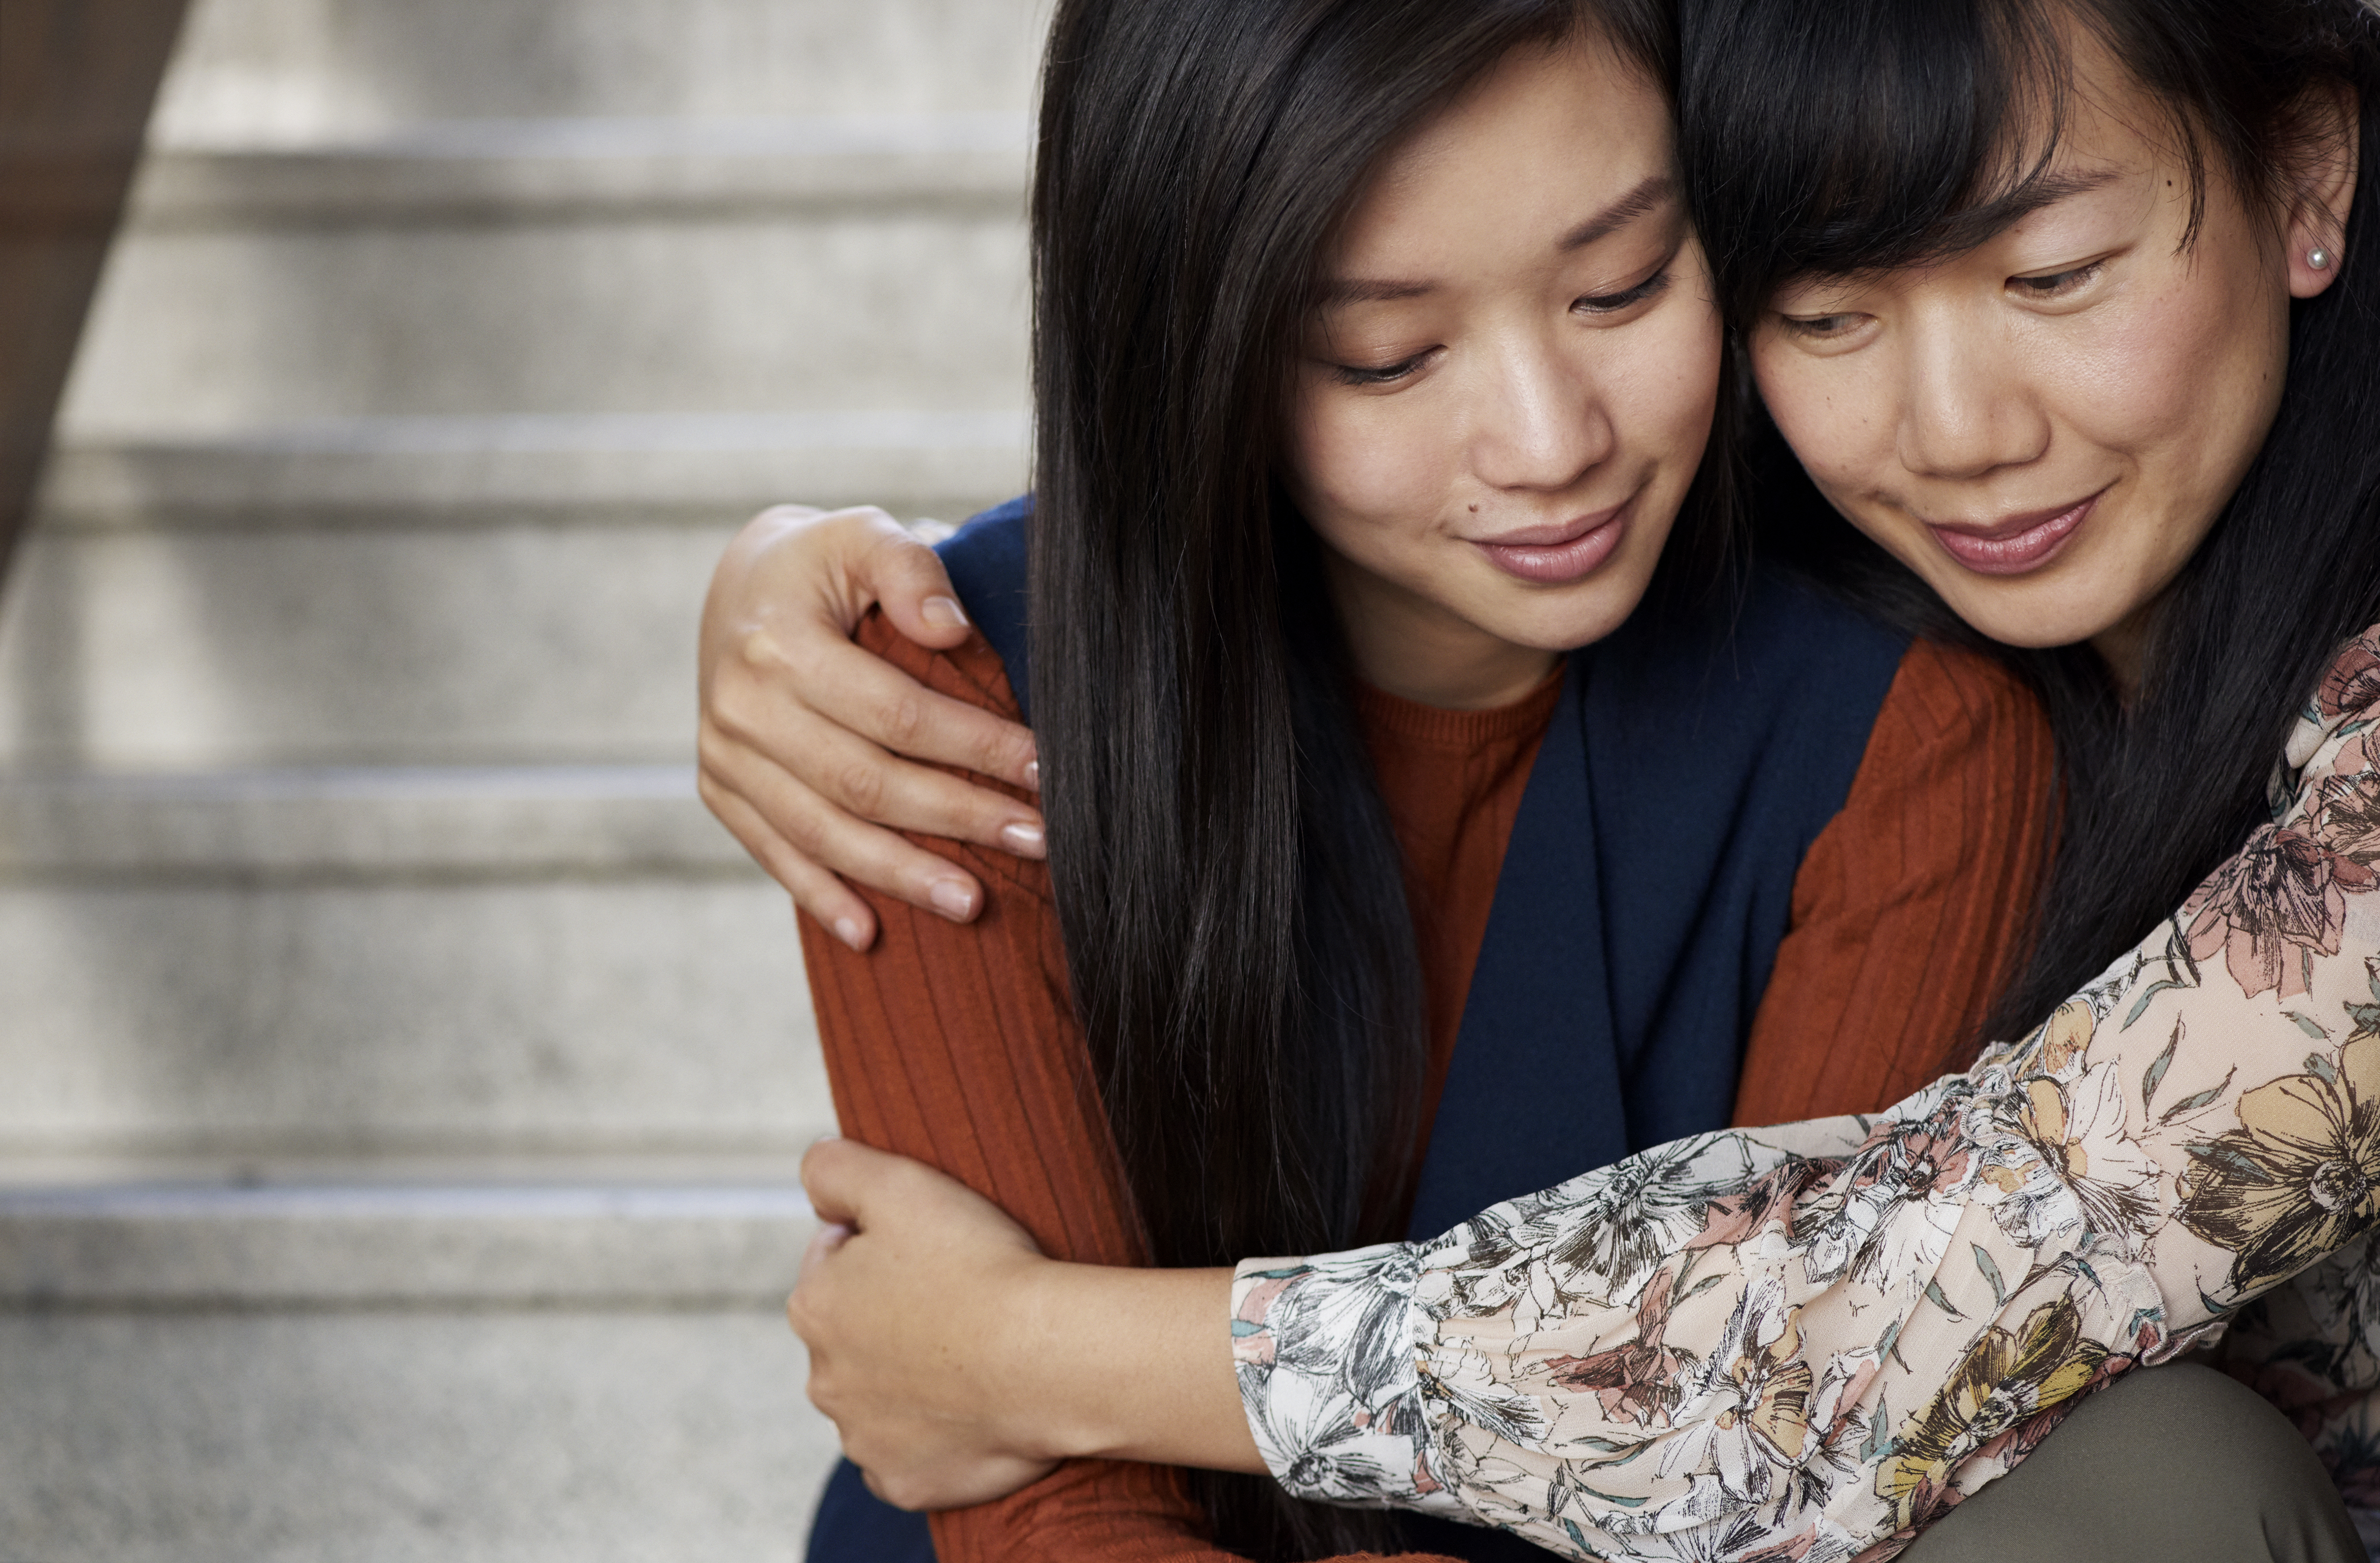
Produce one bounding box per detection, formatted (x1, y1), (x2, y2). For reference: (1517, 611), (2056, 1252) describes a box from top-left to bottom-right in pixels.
(0, 1), (1039, 1557)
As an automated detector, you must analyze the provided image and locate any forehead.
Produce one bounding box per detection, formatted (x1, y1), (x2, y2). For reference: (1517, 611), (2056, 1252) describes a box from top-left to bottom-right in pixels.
(2003, 23), (2193, 193)
(1736, 5), (2211, 303)
(1328, 33), (1674, 271)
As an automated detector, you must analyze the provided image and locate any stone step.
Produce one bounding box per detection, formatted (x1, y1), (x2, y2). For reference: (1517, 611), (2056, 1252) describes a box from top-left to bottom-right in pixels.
(63, 148), (1029, 428)
(0, 1181), (838, 1562)
(0, 768), (830, 1164)
(0, 1179), (813, 1305)
(0, 429), (1022, 770)
(1, 1307), (840, 1562)
(39, 411), (1026, 524)
(133, 114), (1032, 223)
(155, 0), (1047, 140)
(0, 763), (743, 876)
(0, 506), (727, 770)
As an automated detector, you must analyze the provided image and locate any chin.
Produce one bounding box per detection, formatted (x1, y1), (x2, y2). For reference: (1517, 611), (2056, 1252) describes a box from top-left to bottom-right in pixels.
(1494, 592), (1646, 653)
(1933, 582), (2117, 653)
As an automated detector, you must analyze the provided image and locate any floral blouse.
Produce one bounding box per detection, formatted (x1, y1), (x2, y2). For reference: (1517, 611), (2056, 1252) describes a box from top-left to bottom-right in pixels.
(1231, 629), (2380, 1560)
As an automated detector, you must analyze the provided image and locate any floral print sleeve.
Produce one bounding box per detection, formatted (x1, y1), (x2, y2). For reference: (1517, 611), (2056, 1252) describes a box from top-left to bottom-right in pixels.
(1230, 629), (2380, 1561)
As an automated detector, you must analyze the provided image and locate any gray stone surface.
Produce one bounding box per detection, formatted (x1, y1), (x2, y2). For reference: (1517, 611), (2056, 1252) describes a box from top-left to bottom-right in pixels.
(0, 765), (743, 875)
(0, 1182), (813, 1304)
(37, 415), (1024, 525)
(0, 876), (828, 1159)
(0, 1308), (837, 1563)
(61, 204), (1029, 425)
(0, 0), (1039, 1545)
(0, 520), (727, 769)
(132, 116), (1033, 222)
(153, 0), (1047, 135)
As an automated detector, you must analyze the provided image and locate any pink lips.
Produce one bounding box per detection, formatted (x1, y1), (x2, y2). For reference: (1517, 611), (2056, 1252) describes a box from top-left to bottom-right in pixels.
(1926, 492), (2101, 576)
(1474, 503), (1630, 585)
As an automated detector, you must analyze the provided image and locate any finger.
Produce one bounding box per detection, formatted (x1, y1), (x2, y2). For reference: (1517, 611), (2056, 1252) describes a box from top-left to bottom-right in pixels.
(711, 685), (1042, 860)
(851, 521), (975, 652)
(700, 737), (990, 921)
(697, 767), (882, 947)
(805, 1221), (852, 1267)
(786, 1253), (850, 1352)
(756, 623), (1041, 795)
(800, 1136), (908, 1228)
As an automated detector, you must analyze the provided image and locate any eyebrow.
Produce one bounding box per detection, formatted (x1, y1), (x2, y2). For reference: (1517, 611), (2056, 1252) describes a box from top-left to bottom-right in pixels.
(1558, 173), (1676, 252)
(1934, 166), (2126, 253)
(1315, 173), (1680, 310)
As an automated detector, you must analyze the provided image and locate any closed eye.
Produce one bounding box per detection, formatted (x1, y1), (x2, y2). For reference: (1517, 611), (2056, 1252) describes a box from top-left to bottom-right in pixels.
(1575, 269), (1672, 315)
(1776, 311), (1866, 341)
(2009, 261), (2103, 300)
(1331, 349), (1436, 387)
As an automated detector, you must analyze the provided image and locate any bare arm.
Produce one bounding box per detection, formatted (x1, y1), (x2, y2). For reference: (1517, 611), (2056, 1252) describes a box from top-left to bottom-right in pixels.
(696, 503), (1043, 948)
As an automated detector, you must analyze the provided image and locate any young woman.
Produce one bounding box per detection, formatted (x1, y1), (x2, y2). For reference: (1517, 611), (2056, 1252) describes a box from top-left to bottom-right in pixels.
(749, 0), (2380, 1556)
(700, 2), (2148, 1562)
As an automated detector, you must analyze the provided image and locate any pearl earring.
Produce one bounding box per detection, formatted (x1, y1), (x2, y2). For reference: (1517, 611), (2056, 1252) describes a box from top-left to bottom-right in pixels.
(2309, 247), (2334, 270)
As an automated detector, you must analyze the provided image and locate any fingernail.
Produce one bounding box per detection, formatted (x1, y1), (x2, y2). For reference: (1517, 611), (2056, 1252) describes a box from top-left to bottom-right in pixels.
(832, 917), (865, 951)
(1024, 759), (1039, 790)
(1000, 821), (1046, 856)
(928, 880), (977, 919)
(922, 595), (969, 630)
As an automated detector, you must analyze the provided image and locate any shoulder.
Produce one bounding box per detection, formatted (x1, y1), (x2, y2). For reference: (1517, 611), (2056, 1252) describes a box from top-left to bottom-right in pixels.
(1864, 639), (2055, 790)
(935, 496), (1033, 716)
(853, 611), (1025, 726)
(1596, 563), (1911, 808)
(850, 496), (1033, 724)
(1730, 562), (1912, 681)
(1605, 560), (1906, 710)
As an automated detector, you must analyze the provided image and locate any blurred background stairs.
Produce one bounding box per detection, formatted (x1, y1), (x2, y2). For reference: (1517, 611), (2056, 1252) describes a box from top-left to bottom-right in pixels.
(0, 1), (1040, 1557)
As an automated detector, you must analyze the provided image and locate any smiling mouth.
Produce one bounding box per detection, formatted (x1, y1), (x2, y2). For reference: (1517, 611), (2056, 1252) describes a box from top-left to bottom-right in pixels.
(1473, 500), (1633, 585)
(1924, 490), (2105, 577)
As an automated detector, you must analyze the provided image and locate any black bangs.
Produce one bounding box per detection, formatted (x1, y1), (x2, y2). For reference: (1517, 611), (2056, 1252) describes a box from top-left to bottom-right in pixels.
(1682, 0), (2113, 323)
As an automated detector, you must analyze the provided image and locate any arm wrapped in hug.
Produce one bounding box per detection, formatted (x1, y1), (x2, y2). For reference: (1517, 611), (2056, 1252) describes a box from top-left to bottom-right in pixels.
(1231, 628), (2380, 1560)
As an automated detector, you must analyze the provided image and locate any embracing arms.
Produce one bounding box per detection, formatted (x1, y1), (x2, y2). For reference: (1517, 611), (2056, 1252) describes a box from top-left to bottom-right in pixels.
(1223, 636), (2380, 1558)
(705, 502), (2051, 1532)
(776, 575), (2380, 1558)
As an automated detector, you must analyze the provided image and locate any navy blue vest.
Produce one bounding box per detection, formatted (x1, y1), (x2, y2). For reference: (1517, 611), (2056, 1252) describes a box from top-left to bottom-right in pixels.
(809, 496), (1907, 1563)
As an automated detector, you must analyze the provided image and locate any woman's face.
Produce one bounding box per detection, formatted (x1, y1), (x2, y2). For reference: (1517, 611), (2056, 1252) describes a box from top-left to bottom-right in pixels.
(1288, 34), (1718, 710)
(1750, 36), (2355, 681)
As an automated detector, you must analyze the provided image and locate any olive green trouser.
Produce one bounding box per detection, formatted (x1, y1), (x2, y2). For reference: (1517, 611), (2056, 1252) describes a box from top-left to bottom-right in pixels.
(1899, 1363), (2364, 1563)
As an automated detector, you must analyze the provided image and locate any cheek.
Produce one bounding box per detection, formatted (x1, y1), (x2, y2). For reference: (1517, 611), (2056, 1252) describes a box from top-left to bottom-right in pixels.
(1611, 308), (1724, 475)
(1295, 385), (1437, 518)
(2051, 258), (2285, 475)
(1286, 386), (1455, 559)
(1750, 347), (1879, 498)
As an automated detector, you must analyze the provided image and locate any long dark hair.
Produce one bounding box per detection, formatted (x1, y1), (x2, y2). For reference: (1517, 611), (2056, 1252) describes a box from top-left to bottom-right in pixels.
(1027, 0), (1680, 1552)
(1681, 0), (2380, 1042)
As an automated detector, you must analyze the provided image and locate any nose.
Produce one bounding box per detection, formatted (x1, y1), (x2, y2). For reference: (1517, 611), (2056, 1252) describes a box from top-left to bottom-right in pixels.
(1470, 329), (1614, 494)
(1894, 308), (2050, 481)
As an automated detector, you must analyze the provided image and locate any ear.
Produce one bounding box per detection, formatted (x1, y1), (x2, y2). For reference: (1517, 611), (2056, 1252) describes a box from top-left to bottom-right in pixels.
(2284, 81), (2359, 299)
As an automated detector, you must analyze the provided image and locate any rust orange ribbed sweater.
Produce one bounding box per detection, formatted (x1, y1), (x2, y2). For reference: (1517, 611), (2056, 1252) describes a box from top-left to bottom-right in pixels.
(796, 620), (2056, 1563)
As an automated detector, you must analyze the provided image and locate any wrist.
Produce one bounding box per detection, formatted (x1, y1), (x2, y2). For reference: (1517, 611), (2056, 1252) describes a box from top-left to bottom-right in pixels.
(970, 1255), (1096, 1462)
(998, 1261), (1261, 1471)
